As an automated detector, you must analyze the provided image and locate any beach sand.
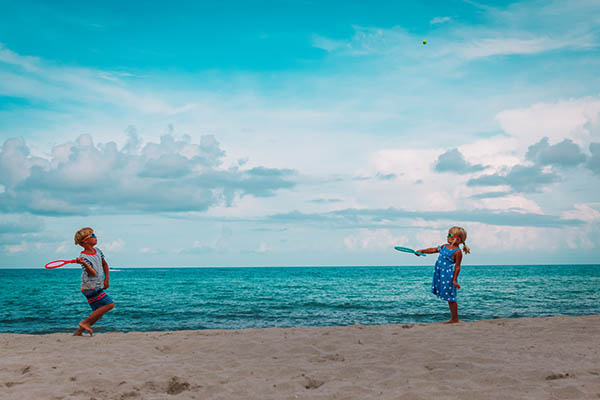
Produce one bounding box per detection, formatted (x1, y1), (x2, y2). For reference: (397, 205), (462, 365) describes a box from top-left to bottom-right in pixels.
(1, 315), (599, 400)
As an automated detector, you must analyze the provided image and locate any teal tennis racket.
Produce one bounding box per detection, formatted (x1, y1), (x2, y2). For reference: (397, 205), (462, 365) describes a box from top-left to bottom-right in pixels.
(394, 246), (426, 256)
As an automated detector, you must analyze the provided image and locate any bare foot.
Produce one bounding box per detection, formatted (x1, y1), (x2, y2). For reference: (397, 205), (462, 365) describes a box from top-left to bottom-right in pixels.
(445, 320), (459, 324)
(73, 328), (83, 336)
(78, 322), (93, 336)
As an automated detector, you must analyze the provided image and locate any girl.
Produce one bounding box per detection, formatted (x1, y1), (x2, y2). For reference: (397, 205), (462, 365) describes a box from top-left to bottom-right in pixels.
(417, 226), (470, 324)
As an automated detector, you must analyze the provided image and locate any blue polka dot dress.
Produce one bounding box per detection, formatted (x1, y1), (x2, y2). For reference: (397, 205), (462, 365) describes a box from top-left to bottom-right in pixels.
(432, 244), (460, 302)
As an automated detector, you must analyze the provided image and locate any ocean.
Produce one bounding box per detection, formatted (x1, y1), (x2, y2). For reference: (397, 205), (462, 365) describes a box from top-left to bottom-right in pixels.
(1, 265), (599, 334)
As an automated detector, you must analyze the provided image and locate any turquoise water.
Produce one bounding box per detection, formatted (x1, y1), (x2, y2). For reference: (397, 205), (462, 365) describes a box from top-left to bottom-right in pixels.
(1, 265), (599, 334)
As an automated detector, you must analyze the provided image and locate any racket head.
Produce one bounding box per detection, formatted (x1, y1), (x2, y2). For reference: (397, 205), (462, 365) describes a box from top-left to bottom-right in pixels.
(394, 246), (426, 256)
(44, 259), (76, 269)
(394, 246), (416, 253)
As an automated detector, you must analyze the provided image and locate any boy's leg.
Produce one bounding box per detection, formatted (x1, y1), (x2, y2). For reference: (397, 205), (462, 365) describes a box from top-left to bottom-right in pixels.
(73, 326), (85, 336)
(88, 303), (114, 326)
(446, 301), (459, 323)
(78, 303), (114, 335)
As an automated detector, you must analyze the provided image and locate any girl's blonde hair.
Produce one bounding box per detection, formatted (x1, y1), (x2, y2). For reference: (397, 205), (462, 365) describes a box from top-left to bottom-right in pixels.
(449, 226), (470, 254)
(74, 227), (93, 246)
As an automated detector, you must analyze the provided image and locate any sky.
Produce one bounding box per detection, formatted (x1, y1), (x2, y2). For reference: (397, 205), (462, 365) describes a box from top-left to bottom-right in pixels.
(1, 0), (599, 267)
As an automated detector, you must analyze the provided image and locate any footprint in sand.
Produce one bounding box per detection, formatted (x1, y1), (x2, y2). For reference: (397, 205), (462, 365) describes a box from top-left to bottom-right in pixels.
(166, 376), (190, 395)
(302, 375), (325, 389)
(142, 376), (191, 395)
(545, 372), (571, 380)
(310, 353), (345, 363)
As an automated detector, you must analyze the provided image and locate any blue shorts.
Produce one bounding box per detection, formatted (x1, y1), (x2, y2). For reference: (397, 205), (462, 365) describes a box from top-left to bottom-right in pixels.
(82, 288), (114, 311)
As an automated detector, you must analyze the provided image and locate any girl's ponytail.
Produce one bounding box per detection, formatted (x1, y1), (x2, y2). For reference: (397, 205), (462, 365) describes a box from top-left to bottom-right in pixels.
(462, 242), (471, 254)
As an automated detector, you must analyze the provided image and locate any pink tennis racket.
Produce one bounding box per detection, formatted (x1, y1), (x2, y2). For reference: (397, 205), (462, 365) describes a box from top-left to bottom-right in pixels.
(45, 259), (77, 269)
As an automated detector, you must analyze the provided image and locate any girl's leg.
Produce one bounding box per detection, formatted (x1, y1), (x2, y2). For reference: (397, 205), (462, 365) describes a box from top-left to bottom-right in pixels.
(446, 301), (459, 323)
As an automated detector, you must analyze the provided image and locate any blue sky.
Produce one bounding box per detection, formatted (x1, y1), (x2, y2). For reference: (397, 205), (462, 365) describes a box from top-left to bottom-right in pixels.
(1, 0), (599, 267)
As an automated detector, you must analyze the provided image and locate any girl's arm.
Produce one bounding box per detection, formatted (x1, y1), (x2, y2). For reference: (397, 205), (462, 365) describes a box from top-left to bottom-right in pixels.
(102, 258), (110, 289)
(415, 247), (439, 255)
(452, 250), (462, 289)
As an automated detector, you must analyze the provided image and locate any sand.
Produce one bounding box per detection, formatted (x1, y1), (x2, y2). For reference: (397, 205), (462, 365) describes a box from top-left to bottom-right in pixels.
(1, 315), (599, 400)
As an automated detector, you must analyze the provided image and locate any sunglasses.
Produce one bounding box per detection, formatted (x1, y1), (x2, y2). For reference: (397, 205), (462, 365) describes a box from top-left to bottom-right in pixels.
(447, 233), (455, 238)
(84, 233), (97, 241)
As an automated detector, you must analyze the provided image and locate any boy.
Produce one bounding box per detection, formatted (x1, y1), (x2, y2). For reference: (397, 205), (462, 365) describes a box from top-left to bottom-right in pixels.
(72, 227), (114, 336)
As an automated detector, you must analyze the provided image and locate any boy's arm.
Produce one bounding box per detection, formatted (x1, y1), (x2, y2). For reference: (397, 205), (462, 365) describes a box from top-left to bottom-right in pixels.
(76, 258), (96, 277)
(415, 247), (439, 255)
(102, 258), (109, 289)
(452, 250), (462, 289)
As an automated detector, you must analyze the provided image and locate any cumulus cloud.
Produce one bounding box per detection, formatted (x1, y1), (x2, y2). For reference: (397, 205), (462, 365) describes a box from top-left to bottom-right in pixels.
(103, 239), (125, 252)
(375, 172), (397, 180)
(434, 148), (486, 174)
(588, 142), (600, 175)
(561, 203), (600, 223)
(495, 98), (600, 153)
(188, 225), (233, 253)
(344, 229), (408, 251)
(0, 214), (45, 234)
(268, 207), (583, 229)
(467, 164), (560, 193)
(0, 134), (296, 215)
(525, 137), (586, 167)
(310, 198), (343, 204)
(4, 241), (27, 254)
(466, 133), (598, 194)
(470, 191), (512, 199)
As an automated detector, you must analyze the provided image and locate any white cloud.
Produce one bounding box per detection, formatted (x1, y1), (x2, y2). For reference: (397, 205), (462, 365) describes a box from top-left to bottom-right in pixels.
(310, 19), (596, 62)
(0, 44), (40, 72)
(344, 229), (408, 251)
(463, 222), (555, 252)
(457, 37), (582, 60)
(473, 194), (543, 214)
(0, 43), (193, 115)
(430, 16), (451, 25)
(372, 148), (440, 182)
(0, 133), (296, 216)
(103, 239), (125, 252)
(257, 242), (270, 253)
(561, 203), (600, 222)
(311, 35), (348, 52)
(495, 97), (600, 154)
(311, 26), (416, 56)
(5, 241), (26, 254)
(55, 242), (68, 253)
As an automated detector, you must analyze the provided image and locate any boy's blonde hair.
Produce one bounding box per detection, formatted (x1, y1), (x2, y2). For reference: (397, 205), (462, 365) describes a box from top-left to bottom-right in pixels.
(449, 226), (471, 254)
(74, 227), (93, 246)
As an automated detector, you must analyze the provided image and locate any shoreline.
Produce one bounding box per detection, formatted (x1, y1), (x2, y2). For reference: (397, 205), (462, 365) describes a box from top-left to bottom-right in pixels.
(2, 312), (600, 336)
(2, 315), (599, 399)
